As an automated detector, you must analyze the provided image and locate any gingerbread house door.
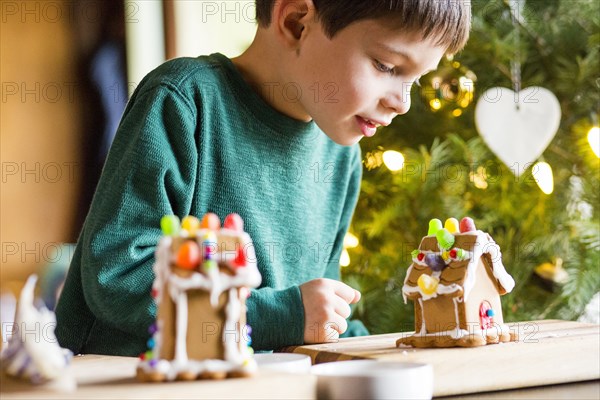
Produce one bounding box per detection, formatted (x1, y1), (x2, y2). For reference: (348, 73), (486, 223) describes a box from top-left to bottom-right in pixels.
(479, 300), (495, 329)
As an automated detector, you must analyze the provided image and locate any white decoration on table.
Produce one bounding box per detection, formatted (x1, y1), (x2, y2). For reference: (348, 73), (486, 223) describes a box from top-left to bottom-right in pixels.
(475, 86), (561, 177)
(0, 275), (74, 390)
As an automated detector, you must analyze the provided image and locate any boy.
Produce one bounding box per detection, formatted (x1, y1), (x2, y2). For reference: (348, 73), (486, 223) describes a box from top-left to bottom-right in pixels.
(56, 0), (470, 356)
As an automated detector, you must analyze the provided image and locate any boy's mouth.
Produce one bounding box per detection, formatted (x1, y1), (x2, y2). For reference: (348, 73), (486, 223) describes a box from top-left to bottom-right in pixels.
(356, 116), (387, 137)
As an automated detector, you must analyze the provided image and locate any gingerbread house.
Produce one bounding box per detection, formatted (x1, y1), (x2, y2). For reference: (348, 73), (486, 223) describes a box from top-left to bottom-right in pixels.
(396, 217), (518, 348)
(137, 213), (261, 382)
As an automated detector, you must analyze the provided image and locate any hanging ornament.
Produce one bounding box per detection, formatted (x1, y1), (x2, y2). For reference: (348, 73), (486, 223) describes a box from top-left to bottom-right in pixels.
(475, 87), (560, 177)
(474, 0), (561, 177)
(534, 258), (568, 291)
(419, 56), (477, 116)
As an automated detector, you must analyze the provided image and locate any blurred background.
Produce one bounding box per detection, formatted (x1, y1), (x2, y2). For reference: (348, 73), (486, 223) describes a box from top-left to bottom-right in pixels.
(1, 0), (598, 333)
(1, 0), (255, 314)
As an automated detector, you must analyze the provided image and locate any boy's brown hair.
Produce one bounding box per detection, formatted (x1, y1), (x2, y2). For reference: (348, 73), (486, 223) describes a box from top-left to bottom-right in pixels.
(255, 0), (471, 55)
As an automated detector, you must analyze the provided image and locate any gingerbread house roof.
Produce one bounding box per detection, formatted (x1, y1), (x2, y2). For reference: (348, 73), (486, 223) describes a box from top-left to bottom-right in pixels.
(153, 226), (262, 308)
(402, 230), (515, 302)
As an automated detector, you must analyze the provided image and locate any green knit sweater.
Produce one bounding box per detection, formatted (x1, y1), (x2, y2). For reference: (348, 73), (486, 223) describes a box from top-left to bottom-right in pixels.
(55, 53), (365, 356)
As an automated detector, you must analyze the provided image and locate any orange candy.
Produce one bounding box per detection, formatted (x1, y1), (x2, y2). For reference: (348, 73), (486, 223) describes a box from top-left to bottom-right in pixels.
(176, 241), (201, 270)
(201, 213), (221, 230)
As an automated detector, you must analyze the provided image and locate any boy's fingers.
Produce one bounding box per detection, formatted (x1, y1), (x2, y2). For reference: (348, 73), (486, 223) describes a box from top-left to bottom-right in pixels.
(333, 297), (352, 319)
(324, 324), (341, 343)
(328, 317), (348, 336)
(350, 289), (361, 304)
(333, 282), (359, 304)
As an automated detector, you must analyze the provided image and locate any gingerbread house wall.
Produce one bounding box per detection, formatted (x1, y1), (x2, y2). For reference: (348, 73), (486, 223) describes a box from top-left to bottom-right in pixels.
(158, 275), (245, 361)
(419, 294), (464, 333)
(464, 258), (504, 330)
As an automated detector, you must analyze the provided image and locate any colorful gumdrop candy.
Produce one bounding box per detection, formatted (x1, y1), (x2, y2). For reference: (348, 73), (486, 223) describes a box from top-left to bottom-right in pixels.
(181, 215), (200, 235)
(176, 240), (201, 270)
(201, 212), (221, 230)
(444, 218), (459, 233)
(428, 219), (443, 236)
(424, 253), (446, 272)
(459, 217), (476, 233)
(160, 215), (180, 236)
(417, 274), (439, 296)
(436, 228), (455, 250)
(224, 213), (244, 231)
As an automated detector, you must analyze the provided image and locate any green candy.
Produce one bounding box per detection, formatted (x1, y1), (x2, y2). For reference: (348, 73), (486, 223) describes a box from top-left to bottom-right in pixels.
(411, 249), (420, 259)
(160, 215), (180, 235)
(428, 219), (443, 236)
(436, 228), (455, 250)
(203, 259), (218, 272)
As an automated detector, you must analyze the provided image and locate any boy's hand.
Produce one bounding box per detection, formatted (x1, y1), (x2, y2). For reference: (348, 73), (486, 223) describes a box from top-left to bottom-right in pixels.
(299, 278), (361, 344)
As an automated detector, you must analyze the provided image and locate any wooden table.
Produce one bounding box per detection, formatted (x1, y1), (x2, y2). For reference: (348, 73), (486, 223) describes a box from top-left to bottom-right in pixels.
(0, 355), (316, 399)
(1, 320), (598, 399)
(1, 355), (598, 399)
(282, 320), (600, 397)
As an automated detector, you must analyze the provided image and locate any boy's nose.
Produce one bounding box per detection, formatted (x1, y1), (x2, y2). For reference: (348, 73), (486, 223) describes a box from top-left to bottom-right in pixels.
(381, 83), (412, 116)
(381, 92), (411, 116)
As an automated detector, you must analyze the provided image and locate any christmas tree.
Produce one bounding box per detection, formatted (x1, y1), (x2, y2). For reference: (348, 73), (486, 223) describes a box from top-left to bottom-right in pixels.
(344, 0), (600, 334)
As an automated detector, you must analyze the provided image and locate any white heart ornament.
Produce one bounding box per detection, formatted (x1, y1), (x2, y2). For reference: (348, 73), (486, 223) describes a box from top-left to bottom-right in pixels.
(475, 87), (561, 176)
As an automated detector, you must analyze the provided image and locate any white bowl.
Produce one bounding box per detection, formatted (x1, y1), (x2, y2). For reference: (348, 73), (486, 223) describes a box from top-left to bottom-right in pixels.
(254, 353), (312, 374)
(311, 360), (433, 400)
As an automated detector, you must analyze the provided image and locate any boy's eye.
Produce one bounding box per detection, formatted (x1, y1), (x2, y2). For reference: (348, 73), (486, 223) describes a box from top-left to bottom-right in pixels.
(374, 60), (395, 75)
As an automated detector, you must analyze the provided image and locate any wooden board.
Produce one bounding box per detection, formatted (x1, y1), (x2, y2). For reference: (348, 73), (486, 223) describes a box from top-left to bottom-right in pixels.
(281, 320), (600, 397)
(0, 355), (317, 400)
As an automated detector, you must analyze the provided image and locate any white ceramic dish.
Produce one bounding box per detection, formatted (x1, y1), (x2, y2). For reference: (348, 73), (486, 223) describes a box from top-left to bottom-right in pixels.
(311, 360), (433, 400)
(254, 353), (312, 374)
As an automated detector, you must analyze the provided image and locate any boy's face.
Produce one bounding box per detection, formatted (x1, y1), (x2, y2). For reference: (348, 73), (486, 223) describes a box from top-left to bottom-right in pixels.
(290, 18), (446, 146)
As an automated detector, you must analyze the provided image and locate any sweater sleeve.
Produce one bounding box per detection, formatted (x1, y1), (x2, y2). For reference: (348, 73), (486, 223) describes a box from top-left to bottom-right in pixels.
(59, 82), (198, 347)
(246, 145), (364, 351)
(325, 145), (362, 280)
(245, 286), (305, 350)
(325, 146), (369, 338)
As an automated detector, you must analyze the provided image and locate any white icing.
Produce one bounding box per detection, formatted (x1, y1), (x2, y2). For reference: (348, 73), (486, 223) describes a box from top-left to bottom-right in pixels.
(402, 264), (413, 304)
(0, 275), (73, 385)
(413, 323), (511, 340)
(141, 225), (261, 380)
(174, 291), (188, 363)
(483, 323), (511, 339)
(461, 231), (515, 300)
(417, 298), (426, 335)
(138, 357), (257, 381)
(167, 265), (261, 306)
(223, 288), (243, 364)
(403, 282), (463, 301)
(452, 297), (461, 332)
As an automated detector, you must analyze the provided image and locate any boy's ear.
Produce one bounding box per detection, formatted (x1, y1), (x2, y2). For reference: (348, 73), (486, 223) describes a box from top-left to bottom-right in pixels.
(272, 0), (316, 48)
